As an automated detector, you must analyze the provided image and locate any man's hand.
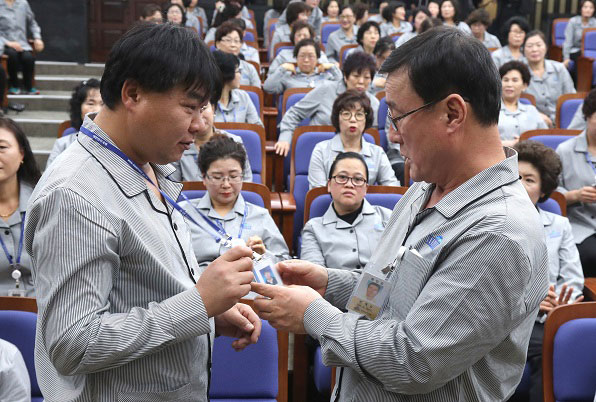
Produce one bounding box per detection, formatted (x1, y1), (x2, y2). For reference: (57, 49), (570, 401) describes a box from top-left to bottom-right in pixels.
(276, 259), (328, 296)
(196, 246), (254, 317)
(246, 236), (266, 255)
(539, 284), (584, 314)
(215, 303), (262, 351)
(251, 283), (322, 333)
(5, 41), (23, 52)
(33, 39), (44, 53)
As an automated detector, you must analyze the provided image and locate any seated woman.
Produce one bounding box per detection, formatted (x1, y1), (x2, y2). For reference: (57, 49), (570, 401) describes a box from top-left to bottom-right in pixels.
(264, 39), (341, 95)
(325, 5), (358, 63)
(264, 0), (286, 47)
(346, 20), (381, 57)
(186, 0), (208, 36)
(395, 7), (430, 47)
(139, 3), (163, 23)
(563, 0), (596, 71)
(513, 140), (584, 402)
(1, 0), (44, 95)
(270, 2), (312, 60)
(439, 0), (471, 34)
(321, 0), (340, 22)
(268, 21), (330, 74)
(379, 1), (412, 37)
(163, 2), (186, 27)
(556, 89), (596, 277)
(0, 117), (41, 296)
(230, 18), (260, 64)
(276, 51), (379, 156)
(47, 79), (103, 166)
(180, 135), (290, 268)
(491, 16), (529, 69)
(308, 89), (397, 188)
(353, 3), (369, 27)
(214, 21), (261, 87)
(301, 151), (392, 270)
(524, 30), (575, 127)
(467, 8), (501, 49)
(369, 36), (395, 95)
(498, 61), (547, 146)
(169, 0), (201, 32)
(212, 50), (263, 126)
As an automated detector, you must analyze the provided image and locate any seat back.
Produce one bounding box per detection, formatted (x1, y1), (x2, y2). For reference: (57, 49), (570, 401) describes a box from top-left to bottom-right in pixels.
(321, 22), (341, 45)
(273, 41), (294, 59)
(244, 29), (256, 43)
(339, 44), (358, 66)
(556, 93), (586, 129)
(519, 129), (581, 150)
(553, 18), (569, 47)
(390, 32), (402, 42)
(520, 92), (536, 106)
(214, 123), (266, 184)
(281, 88), (313, 127)
(377, 92), (388, 151)
(239, 85), (265, 121)
(538, 191), (567, 216)
(582, 28), (596, 58)
(0, 310), (41, 397)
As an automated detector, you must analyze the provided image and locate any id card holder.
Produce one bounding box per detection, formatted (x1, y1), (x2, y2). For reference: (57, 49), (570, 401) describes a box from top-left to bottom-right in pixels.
(7, 288), (26, 297)
(253, 257), (283, 286)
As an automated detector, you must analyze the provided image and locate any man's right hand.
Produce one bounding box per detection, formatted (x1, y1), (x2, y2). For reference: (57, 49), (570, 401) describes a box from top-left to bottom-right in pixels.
(6, 41), (23, 52)
(196, 246), (254, 317)
(276, 259), (328, 297)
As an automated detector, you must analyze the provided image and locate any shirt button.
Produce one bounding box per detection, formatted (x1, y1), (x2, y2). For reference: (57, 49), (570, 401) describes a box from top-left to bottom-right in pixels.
(350, 229), (354, 233)
(4, 230), (9, 235)
(173, 223), (178, 231)
(352, 248), (357, 252)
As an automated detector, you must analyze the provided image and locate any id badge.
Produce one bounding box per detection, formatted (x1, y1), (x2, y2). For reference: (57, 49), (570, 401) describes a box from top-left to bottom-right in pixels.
(7, 288), (26, 297)
(347, 272), (391, 320)
(253, 257), (283, 286)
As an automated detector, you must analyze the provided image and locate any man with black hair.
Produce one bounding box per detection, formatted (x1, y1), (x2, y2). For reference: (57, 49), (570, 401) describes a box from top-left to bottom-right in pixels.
(25, 23), (261, 401)
(252, 27), (548, 401)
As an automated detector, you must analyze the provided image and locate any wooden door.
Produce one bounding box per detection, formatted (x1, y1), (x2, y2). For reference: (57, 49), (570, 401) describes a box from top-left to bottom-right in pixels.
(88, 0), (158, 62)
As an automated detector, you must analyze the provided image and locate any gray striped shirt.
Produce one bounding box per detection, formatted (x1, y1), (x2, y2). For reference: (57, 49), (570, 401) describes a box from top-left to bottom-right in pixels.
(303, 148), (549, 401)
(25, 116), (214, 401)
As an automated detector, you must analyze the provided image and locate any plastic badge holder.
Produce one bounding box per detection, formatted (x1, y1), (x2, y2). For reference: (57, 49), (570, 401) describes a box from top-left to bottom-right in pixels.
(7, 269), (25, 297)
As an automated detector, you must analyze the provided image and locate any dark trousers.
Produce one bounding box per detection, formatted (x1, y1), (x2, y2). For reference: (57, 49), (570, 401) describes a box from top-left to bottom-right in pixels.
(392, 162), (405, 186)
(3, 46), (35, 91)
(527, 322), (544, 402)
(577, 234), (596, 277)
(0, 67), (6, 106)
(569, 51), (581, 84)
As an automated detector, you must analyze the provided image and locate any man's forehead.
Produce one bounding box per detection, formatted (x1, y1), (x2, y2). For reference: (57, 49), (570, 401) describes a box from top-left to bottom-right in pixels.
(384, 70), (412, 108)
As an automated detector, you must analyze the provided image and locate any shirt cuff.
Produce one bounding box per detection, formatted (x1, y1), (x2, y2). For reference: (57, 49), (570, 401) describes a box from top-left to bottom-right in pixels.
(153, 287), (212, 339)
(278, 131), (292, 143)
(303, 297), (343, 339)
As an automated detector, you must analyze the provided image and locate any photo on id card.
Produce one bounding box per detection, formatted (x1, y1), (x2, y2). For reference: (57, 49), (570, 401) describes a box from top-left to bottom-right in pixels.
(347, 272), (390, 320)
(253, 258), (283, 285)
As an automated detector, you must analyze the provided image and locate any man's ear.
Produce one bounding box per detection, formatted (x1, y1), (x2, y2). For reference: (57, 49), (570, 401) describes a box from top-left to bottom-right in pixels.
(121, 79), (141, 110)
(444, 94), (467, 132)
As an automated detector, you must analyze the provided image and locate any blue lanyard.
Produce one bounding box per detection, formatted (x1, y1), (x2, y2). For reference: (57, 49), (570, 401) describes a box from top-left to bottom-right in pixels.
(217, 102), (236, 123)
(79, 126), (233, 246)
(238, 203), (249, 238)
(180, 193), (249, 240)
(584, 152), (596, 175)
(0, 216), (25, 267)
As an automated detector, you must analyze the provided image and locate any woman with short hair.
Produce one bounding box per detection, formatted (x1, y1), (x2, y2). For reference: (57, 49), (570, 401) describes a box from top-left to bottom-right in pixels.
(439, 0), (471, 34)
(380, 1), (412, 36)
(467, 8), (501, 49)
(215, 22), (261, 87)
(491, 16), (529, 68)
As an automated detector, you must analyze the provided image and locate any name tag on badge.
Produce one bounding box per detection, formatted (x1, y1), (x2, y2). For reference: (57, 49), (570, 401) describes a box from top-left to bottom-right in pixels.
(347, 272), (391, 320)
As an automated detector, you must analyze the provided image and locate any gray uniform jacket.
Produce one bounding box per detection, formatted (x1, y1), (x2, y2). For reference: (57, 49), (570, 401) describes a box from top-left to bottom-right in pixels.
(308, 134), (398, 188)
(169, 130), (253, 182)
(263, 9), (282, 47)
(380, 21), (413, 37)
(481, 31), (502, 49)
(214, 88), (263, 126)
(563, 15), (596, 60)
(263, 65), (342, 95)
(526, 59), (576, 123)
(325, 26), (358, 63)
(25, 116), (213, 401)
(47, 133), (78, 167)
(444, 21), (471, 34)
(491, 45), (527, 69)
(270, 23), (292, 60)
(303, 148), (549, 401)
(0, 339), (30, 402)
(204, 27), (216, 44)
(301, 199), (392, 270)
(241, 43), (260, 64)
(279, 80), (379, 143)
(0, 0), (41, 52)
(180, 194), (290, 268)
(268, 48), (329, 74)
(277, 0), (323, 34)
(239, 59), (261, 87)
(395, 31), (416, 47)
(498, 100), (547, 140)
(0, 183), (34, 297)
(568, 102), (586, 130)
(556, 131), (596, 243)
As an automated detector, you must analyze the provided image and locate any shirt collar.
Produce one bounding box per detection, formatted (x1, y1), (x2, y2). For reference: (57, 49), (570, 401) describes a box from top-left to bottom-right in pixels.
(199, 193), (246, 220)
(322, 198), (375, 227)
(574, 131), (589, 153)
(539, 207), (555, 227)
(330, 134), (372, 156)
(336, 80), (347, 95)
(500, 100), (528, 114)
(432, 147), (521, 219)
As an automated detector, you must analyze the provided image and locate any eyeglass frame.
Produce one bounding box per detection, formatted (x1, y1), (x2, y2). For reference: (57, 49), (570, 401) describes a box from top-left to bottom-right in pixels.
(330, 174), (368, 187)
(205, 173), (243, 184)
(387, 94), (469, 130)
(339, 109), (367, 121)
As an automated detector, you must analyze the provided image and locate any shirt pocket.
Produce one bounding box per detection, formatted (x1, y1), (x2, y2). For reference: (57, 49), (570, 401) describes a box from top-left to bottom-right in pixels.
(117, 383), (192, 402)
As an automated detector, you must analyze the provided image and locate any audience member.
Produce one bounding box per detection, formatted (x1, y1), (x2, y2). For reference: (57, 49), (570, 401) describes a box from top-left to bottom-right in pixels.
(353, 3), (370, 26)
(301, 152), (392, 269)
(228, 18), (260, 64)
(308, 90), (397, 188)
(264, 0), (287, 47)
(498, 61), (546, 145)
(212, 50), (263, 126)
(215, 22), (261, 86)
(0, 0), (43, 95)
(207, 3), (254, 43)
(180, 135), (290, 268)
(163, 2), (186, 26)
(491, 16), (529, 68)
(322, 0), (340, 22)
(568, 96), (588, 130)
(269, 21), (330, 73)
(169, 0), (201, 32)
(270, 1), (312, 58)
(47, 79), (104, 167)
(467, 8), (501, 48)
(212, 0), (253, 26)
(369, 0), (389, 23)
(439, 0), (471, 34)
(514, 140), (584, 402)
(0, 117), (40, 297)
(428, 0), (440, 17)
(394, 7), (430, 46)
(556, 90), (596, 277)
(276, 51), (379, 156)
(348, 20), (381, 57)
(380, 1), (413, 36)
(0, 339), (30, 402)
(524, 30), (575, 127)
(325, 5), (358, 62)
(140, 3), (163, 23)
(563, 0), (596, 70)
(186, 0), (208, 33)
(276, 0), (323, 38)
(264, 39), (341, 94)
(369, 36), (395, 94)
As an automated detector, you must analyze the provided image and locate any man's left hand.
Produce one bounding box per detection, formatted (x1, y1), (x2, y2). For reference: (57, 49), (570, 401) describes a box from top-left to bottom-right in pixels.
(251, 283), (322, 333)
(215, 303), (262, 351)
(33, 39), (44, 53)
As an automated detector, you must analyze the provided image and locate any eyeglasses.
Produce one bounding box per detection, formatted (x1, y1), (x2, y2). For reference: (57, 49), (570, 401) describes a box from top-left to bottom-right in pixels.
(205, 174), (243, 184)
(331, 174), (367, 187)
(297, 53), (317, 60)
(220, 38), (241, 44)
(339, 14), (354, 19)
(340, 110), (367, 121)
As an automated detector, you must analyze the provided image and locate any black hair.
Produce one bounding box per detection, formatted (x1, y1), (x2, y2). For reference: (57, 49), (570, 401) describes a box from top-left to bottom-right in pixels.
(69, 78), (101, 130)
(213, 3), (242, 28)
(419, 16), (442, 33)
(331, 89), (374, 132)
(215, 20), (244, 42)
(273, 0), (288, 13)
(286, 2), (312, 25)
(582, 87), (596, 119)
(229, 17), (247, 31)
(293, 38), (321, 58)
(198, 134), (247, 175)
(353, 3), (369, 21)
(322, 0), (339, 15)
(328, 151), (369, 181)
(357, 21), (380, 47)
(101, 23), (219, 109)
(373, 36), (395, 57)
(380, 26), (501, 126)
(382, 1), (406, 22)
(290, 21), (315, 44)
(580, 0), (596, 16)
(182, 0), (191, 7)
(501, 16), (530, 41)
(523, 30), (547, 48)
(413, 6), (431, 21)
(163, 3), (187, 25)
(439, 0), (461, 24)
(0, 117), (41, 186)
(343, 51), (377, 80)
(513, 140), (562, 202)
(466, 8), (491, 27)
(499, 60), (531, 85)
(141, 3), (162, 19)
(212, 50), (240, 83)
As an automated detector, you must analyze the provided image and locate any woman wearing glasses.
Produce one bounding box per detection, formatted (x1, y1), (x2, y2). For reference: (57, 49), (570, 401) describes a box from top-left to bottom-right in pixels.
(180, 135), (289, 268)
(308, 90), (397, 188)
(301, 152), (392, 270)
(215, 22), (261, 87)
(491, 16), (530, 69)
